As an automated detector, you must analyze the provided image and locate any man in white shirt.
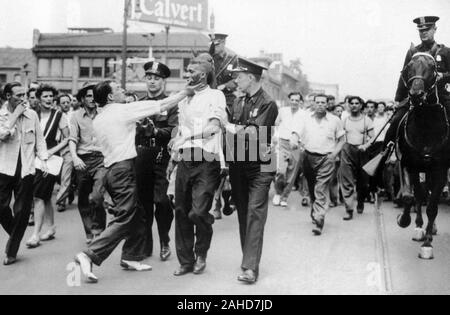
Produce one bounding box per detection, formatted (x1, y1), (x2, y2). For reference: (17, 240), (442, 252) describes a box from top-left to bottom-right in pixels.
(273, 92), (306, 207)
(340, 96), (374, 221)
(171, 57), (227, 277)
(291, 94), (345, 236)
(74, 80), (190, 283)
(0, 82), (48, 266)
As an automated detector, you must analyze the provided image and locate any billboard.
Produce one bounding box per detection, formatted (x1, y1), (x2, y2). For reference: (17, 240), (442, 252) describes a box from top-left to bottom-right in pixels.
(130, 0), (209, 30)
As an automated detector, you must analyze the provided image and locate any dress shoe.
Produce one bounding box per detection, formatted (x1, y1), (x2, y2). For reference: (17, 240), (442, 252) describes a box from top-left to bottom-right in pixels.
(357, 203), (365, 214)
(302, 198), (310, 207)
(160, 245), (171, 261)
(74, 253), (98, 283)
(193, 256), (207, 275)
(223, 192), (235, 216)
(26, 236), (41, 249)
(238, 269), (258, 284)
(343, 212), (354, 221)
(312, 219), (324, 236)
(174, 265), (194, 276)
(120, 260), (152, 272)
(3, 257), (17, 266)
(40, 228), (56, 241)
(57, 204), (66, 213)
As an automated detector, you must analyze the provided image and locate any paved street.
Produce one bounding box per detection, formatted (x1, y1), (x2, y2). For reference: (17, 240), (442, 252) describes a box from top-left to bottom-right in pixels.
(1, 188), (450, 295)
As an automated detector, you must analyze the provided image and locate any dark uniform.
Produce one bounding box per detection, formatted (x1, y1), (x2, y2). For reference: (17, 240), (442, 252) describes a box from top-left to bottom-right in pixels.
(135, 62), (177, 259)
(209, 33), (239, 108)
(385, 16), (450, 147)
(227, 58), (278, 281)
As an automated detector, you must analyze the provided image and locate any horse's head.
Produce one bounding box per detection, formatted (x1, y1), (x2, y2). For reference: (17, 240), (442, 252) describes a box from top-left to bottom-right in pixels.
(401, 46), (438, 106)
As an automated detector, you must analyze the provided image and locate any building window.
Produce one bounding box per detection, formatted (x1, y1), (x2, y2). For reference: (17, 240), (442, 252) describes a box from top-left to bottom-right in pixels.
(80, 59), (91, 78)
(38, 59), (50, 77)
(92, 59), (104, 78)
(79, 58), (113, 79)
(63, 59), (73, 78)
(0, 74), (6, 84)
(167, 58), (183, 78)
(38, 58), (73, 78)
(50, 59), (63, 77)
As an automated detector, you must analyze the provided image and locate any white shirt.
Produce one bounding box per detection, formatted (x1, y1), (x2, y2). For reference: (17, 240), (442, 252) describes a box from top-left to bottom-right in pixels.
(93, 100), (163, 168)
(277, 107), (305, 140)
(373, 114), (390, 142)
(295, 112), (345, 155)
(178, 87), (227, 155)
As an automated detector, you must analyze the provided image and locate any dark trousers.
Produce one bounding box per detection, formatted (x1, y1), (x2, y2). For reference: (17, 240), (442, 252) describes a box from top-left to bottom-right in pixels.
(339, 143), (369, 214)
(84, 160), (146, 266)
(76, 153), (107, 238)
(175, 159), (220, 267)
(0, 159), (34, 258)
(135, 147), (173, 257)
(229, 163), (274, 272)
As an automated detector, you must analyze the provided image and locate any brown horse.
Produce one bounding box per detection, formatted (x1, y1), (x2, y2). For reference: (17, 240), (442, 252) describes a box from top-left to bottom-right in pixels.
(395, 48), (450, 260)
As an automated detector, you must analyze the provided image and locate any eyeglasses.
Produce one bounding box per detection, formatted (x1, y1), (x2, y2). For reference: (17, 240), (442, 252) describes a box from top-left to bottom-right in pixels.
(350, 102), (360, 105)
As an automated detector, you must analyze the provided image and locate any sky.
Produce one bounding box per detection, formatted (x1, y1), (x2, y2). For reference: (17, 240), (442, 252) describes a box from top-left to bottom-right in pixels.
(1, 0), (450, 100)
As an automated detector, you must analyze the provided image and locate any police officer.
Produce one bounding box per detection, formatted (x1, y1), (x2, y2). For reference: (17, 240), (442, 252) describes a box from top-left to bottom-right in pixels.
(226, 58), (279, 284)
(384, 16), (450, 147)
(135, 61), (177, 261)
(209, 33), (239, 219)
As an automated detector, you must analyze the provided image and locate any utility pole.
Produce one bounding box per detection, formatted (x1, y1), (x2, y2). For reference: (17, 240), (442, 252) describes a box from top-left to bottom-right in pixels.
(164, 25), (170, 64)
(121, 0), (130, 89)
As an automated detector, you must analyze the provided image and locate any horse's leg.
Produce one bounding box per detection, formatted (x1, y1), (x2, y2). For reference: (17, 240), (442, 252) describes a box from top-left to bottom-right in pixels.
(419, 168), (447, 260)
(412, 173), (426, 242)
(398, 166), (414, 228)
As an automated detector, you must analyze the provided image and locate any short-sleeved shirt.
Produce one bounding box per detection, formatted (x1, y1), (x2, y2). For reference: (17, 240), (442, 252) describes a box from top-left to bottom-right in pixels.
(178, 86), (227, 155)
(296, 112), (345, 155)
(69, 108), (102, 156)
(277, 107), (305, 141)
(343, 115), (374, 146)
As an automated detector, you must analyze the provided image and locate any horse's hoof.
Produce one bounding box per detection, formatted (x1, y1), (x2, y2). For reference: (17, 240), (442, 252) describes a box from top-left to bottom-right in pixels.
(432, 224), (438, 236)
(412, 228), (426, 242)
(418, 246), (434, 260)
(397, 213), (411, 229)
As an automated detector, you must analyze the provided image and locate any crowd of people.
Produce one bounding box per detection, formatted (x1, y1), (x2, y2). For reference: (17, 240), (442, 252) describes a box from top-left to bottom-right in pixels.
(0, 14), (449, 286)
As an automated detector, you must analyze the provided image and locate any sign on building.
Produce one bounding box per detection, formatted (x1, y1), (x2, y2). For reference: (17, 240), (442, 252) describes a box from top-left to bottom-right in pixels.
(130, 0), (209, 30)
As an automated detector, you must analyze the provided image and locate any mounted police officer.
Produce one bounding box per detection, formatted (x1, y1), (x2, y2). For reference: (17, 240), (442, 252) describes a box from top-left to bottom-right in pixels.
(384, 16), (450, 148)
(209, 33), (239, 220)
(135, 61), (177, 261)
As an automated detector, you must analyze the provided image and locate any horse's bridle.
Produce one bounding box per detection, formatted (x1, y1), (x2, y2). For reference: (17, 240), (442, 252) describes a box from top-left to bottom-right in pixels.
(401, 52), (439, 102)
